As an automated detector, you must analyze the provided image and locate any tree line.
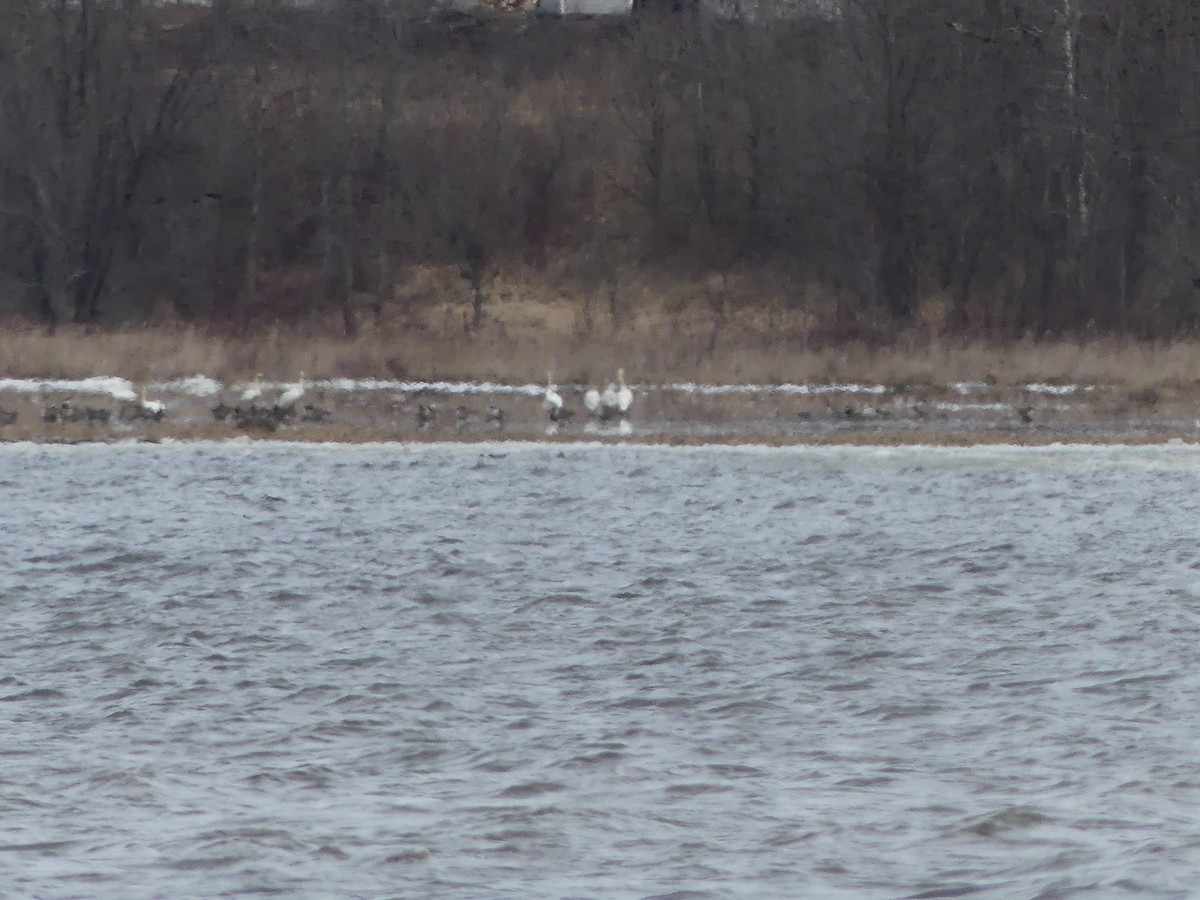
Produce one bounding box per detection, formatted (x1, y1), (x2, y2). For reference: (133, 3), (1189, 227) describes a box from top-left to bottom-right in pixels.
(1, 0), (1199, 340)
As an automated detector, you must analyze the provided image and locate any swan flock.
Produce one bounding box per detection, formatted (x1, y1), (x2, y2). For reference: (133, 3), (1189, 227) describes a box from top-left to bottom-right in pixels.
(546, 369), (633, 432)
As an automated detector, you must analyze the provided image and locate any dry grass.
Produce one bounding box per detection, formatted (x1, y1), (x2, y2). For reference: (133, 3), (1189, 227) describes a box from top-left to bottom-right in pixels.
(7, 270), (1200, 392)
(2, 325), (1197, 396)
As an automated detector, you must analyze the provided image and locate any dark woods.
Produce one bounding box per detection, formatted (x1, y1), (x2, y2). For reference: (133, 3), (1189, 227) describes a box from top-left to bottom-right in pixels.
(1, 0), (1199, 340)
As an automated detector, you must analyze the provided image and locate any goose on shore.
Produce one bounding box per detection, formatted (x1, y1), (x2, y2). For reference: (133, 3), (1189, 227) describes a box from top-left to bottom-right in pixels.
(456, 405), (477, 431)
(45, 400), (81, 424)
(486, 404), (506, 428)
(417, 402), (438, 428)
(234, 406), (277, 432)
(834, 402), (881, 422)
(300, 403), (329, 423)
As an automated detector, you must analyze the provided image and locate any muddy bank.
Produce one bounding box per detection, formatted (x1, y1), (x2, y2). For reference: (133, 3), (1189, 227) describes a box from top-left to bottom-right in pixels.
(0, 376), (1195, 446)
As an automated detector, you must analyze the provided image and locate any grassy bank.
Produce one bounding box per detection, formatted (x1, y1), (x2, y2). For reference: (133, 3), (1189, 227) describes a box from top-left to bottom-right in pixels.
(4, 288), (1200, 394)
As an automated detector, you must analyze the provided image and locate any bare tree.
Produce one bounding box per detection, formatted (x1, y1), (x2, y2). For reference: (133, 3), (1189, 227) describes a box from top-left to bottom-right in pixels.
(0, 0), (225, 328)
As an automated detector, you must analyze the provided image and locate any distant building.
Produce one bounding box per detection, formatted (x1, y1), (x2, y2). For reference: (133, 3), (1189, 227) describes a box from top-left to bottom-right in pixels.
(537, 0), (634, 14)
(439, 0), (633, 14)
(437, 0), (832, 17)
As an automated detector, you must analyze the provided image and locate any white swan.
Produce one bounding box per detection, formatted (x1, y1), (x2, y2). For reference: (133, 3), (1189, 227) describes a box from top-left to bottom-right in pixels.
(585, 368), (633, 421)
(138, 386), (166, 421)
(115, 384), (164, 421)
(240, 373), (264, 403)
(614, 368), (633, 413)
(600, 378), (618, 411)
(275, 372), (306, 411)
(544, 372), (563, 413)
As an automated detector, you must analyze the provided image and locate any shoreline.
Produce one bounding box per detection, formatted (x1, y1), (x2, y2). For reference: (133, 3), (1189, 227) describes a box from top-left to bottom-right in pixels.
(3, 326), (1200, 447)
(6, 432), (1200, 451)
(5, 423), (1200, 450)
(0, 373), (1197, 448)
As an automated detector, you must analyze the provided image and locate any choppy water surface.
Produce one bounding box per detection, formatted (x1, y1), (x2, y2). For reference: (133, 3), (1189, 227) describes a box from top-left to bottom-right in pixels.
(3, 442), (1200, 898)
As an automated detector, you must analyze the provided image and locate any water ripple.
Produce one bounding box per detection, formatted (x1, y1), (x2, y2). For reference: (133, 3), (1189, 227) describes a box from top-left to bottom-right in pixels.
(3, 443), (1200, 897)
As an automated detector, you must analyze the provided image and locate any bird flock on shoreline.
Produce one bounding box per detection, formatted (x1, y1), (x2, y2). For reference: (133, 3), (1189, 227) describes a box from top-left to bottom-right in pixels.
(41, 385), (165, 426)
(0, 368), (639, 435)
(0, 369), (1058, 435)
(413, 369), (636, 434)
(7, 374), (328, 434)
(210, 372), (329, 432)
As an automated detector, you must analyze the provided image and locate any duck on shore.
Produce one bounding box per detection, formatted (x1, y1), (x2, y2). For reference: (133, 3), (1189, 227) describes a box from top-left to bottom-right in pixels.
(44, 400), (82, 424)
(233, 406), (278, 432)
(456, 405), (477, 431)
(417, 402), (438, 429)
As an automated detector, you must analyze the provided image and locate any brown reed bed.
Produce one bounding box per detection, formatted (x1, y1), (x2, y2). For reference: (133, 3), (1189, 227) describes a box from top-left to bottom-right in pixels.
(5, 306), (1200, 397)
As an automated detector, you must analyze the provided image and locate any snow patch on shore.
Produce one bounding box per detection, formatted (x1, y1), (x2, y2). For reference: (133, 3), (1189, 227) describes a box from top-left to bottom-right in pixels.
(0, 374), (1101, 400)
(0, 376), (137, 397)
(315, 378), (544, 396)
(933, 401), (1013, 413)
(1024, 383), (1095, 396)
(156, 375), (223, 397)
(664, 382), (890, 396)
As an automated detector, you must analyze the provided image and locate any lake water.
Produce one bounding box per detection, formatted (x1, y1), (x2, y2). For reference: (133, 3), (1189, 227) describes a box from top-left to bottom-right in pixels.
(3, 441), (1200, 898)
